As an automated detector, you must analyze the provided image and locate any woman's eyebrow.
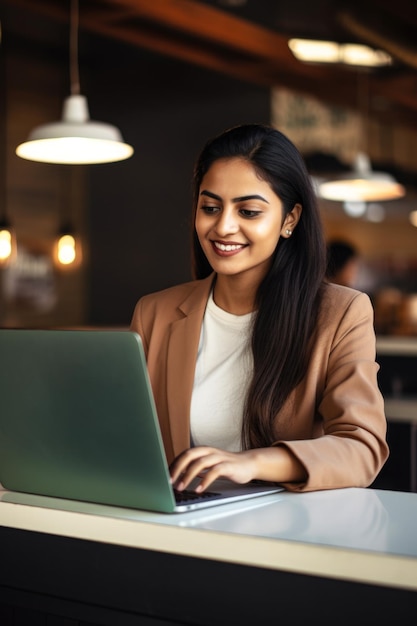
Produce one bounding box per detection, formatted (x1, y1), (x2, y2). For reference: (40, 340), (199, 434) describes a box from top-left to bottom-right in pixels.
(233, 194), (269, 204)
(200, 190), (222, 201)
(200, 190), (269, 204)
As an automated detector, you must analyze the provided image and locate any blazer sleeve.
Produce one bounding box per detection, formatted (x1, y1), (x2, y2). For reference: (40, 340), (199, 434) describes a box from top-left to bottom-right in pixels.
(130, 296), (149, 355)
(276, 291), (389, 492)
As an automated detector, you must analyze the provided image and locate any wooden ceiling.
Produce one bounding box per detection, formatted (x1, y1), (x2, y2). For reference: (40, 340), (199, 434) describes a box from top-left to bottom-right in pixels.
(4, 0), (417, 130)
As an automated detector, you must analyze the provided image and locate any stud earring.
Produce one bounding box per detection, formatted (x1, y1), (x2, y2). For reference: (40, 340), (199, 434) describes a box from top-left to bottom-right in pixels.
(285, 228), (292, 236)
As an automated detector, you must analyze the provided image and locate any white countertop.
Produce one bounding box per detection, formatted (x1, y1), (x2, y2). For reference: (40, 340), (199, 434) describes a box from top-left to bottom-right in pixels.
(383, 397), (417, 422)
(377, 336), (417, 355)
(1, 486), (417, 592)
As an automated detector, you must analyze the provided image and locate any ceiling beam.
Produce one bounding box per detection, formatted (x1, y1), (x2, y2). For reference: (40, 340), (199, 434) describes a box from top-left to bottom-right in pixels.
(5, 0), (417, 129)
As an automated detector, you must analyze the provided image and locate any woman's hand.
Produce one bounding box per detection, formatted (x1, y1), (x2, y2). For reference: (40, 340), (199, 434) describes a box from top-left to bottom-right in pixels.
(170, 445), (307, 492)
(170, 447), (258, 493)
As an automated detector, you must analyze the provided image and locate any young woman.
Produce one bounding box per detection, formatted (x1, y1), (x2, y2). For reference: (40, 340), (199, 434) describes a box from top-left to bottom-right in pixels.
(130, 124), (388, 493)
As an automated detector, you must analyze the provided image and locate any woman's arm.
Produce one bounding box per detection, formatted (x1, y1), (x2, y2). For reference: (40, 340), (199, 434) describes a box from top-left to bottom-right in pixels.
(170, 445), (307, 492)
(275, 290), (389, 492)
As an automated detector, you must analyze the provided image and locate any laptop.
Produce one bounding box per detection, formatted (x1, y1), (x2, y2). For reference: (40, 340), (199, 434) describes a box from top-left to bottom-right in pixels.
(0, 329), (283, 513)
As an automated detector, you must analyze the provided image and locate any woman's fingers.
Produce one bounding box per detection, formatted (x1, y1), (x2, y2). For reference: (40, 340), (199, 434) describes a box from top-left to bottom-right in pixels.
(170, 447), (256, 492)
(170, 447), (221, 490)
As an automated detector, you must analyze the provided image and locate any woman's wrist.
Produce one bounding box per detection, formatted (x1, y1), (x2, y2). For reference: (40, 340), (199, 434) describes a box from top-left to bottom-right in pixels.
(245, 446), (307, 484)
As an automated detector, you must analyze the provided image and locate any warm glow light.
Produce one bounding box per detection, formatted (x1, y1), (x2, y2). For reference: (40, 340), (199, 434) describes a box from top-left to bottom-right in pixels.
(320, 178), (405, 202)
(57, 234), (77, 265)
(16, 136), (134, 165)
(0, 228), (12, 262)
(409, 211), (417, 228)
(288, 38), (392, 67)
(289, 39), (339, 63)
(342, 44), (392, 67)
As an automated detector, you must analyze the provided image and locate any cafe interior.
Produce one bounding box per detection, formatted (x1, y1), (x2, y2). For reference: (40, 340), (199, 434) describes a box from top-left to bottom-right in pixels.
(0, 0), (416, 491)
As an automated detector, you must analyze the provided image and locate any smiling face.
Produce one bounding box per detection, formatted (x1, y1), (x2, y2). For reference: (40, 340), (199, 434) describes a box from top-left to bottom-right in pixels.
(195, 157), (299, 285)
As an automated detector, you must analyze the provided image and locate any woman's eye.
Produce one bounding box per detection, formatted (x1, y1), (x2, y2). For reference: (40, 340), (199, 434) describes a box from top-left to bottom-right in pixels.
(201, 205), (220, 214)
(239, 209), (262, 218)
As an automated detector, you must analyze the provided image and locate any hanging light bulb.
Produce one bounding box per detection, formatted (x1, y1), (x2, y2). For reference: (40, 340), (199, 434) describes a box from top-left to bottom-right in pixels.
(57, 234), (76, 265)
(0, 218), (15, 266)
(54, 226), (82, 269)
(15, 0), (133, 165)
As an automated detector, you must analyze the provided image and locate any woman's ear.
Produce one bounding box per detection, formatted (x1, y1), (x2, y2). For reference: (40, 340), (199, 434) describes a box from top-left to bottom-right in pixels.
(281, 203), (302, 238)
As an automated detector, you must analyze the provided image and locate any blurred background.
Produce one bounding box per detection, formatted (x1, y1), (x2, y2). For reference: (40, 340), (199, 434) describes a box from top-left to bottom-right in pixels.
(0, 0), (416, 331)
(0, 0), (416, 488)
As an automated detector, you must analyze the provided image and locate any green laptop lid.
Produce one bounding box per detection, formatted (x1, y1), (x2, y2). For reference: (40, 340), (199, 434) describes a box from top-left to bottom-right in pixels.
(0, 329), (177, 513)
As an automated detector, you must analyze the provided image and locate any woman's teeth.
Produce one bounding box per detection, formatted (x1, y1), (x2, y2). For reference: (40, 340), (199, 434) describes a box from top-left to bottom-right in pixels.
(214, 242), (244, 252)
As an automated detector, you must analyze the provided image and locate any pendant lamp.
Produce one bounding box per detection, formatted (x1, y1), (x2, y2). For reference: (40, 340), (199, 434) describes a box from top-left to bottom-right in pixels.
(318, 152), (405, 202)
(318, 70), (405, 204)
(16, 0), (133, 165)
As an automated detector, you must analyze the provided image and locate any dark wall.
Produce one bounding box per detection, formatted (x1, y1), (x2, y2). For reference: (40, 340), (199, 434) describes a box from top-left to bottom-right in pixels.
(2, 1), (271, 328)
(85, 41), (271, 326)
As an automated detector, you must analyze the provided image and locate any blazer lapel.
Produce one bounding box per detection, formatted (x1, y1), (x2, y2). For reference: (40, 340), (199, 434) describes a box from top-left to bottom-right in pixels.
(166, 275), (214, 458)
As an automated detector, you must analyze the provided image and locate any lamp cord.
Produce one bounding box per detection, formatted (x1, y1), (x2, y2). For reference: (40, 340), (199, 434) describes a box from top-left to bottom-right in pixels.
(70, 0), (80, 95)
(0, 17), (9, 224)
(357, 71), (369, 155)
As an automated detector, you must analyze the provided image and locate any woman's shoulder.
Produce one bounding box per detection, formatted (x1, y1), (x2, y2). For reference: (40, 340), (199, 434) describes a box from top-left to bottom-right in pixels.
(136, 274), (214, 314)
(319, 282), (373, 320)
(321, 281), (371, 303)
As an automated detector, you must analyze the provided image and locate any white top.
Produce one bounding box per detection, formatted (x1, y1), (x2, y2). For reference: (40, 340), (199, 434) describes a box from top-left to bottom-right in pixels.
(190, 292), (254, 451)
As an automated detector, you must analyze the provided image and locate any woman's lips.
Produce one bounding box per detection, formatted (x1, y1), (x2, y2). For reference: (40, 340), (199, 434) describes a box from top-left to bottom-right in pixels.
(211, 241), (247, 256)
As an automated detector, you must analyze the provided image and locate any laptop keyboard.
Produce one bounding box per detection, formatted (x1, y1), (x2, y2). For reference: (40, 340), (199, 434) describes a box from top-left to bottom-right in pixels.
(174, 488), (222, 503)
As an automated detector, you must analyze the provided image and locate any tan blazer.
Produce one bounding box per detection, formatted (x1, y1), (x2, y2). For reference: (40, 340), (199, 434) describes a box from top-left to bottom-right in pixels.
(130, 274), (389, 492)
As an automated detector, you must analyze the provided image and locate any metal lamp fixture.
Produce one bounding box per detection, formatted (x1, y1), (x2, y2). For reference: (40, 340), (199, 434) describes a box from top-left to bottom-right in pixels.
(318, 152), (405, 202)
(16, 0), (133, 165)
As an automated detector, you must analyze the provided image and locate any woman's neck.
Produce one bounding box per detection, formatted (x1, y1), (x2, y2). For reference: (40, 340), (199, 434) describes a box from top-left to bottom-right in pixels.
(212, 274), (259, 315)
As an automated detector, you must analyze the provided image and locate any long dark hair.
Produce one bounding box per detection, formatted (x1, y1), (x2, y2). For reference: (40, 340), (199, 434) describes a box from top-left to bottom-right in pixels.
(192, 124), (327, 449)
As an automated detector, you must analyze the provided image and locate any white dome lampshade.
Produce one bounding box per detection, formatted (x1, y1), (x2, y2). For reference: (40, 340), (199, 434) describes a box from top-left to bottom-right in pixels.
(318, 153), (405, 202)
(16, 94), (134, 165)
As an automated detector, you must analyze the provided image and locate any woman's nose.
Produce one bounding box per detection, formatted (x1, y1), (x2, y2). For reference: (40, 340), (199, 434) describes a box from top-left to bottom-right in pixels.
(214, 209), (239, 236)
